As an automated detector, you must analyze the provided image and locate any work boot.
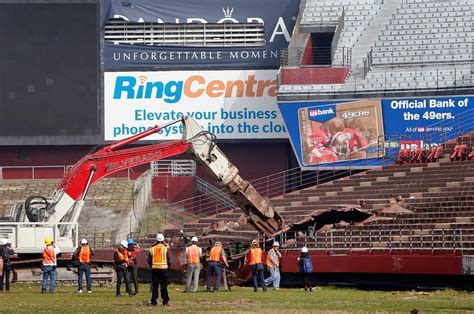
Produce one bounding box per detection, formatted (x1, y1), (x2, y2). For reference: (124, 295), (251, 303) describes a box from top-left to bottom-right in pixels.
(41, 289), (46, 294)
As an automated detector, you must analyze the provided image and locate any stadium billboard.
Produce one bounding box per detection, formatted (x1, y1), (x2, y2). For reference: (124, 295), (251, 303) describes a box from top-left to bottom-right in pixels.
(103, 0), (299, 70)
(278, 95), (474, 170)
(105, 70), (287, 140)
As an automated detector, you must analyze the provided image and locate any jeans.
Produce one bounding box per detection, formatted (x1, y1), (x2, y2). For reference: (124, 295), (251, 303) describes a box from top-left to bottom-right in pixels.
(1, 265), (11, 291)
(77, 264), (92, 291)
(251, 264), (267, 291)
(116, 265), (133, 296)
(126, 265), (139, 294)
(151, 269), (169, 305)
(303, 273), (312, 289)
(264, 267), (281, 289)
(42, 265), (57, 292)
(206, 262), (222, 290)
(185, 264), (201, 293)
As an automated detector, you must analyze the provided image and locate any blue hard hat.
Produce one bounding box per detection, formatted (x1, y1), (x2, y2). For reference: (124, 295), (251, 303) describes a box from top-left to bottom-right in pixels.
(127, 238), (135, 245)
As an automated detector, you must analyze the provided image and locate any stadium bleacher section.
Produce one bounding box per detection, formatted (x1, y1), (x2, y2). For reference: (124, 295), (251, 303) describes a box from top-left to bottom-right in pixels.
(166, 147), (474, 254)
(279, 0), (473, 97)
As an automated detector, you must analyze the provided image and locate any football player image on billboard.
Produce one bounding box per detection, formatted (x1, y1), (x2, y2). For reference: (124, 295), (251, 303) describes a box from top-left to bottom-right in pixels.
(298, 99), (384, 165)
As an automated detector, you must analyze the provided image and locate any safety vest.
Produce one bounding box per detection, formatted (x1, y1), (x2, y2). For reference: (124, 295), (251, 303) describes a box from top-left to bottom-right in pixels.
(79, 245), (91, 264)
(116, 249), (129, 266)
(249, 247), (262, 265)
(42, 246), (57, 266)
(187, 245), (200, 265)
(266, 248), (279, 269)
(209, 246), (222, 262)
(150, 244), (168, 269)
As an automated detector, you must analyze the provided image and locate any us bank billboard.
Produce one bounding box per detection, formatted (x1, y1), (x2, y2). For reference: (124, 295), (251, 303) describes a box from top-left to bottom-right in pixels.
(278, 95), (473, 169)
(105, 70), (287, 140)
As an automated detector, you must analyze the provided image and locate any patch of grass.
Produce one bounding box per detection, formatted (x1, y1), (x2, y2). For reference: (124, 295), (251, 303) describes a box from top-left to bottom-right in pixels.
(1, 284), (474, 313)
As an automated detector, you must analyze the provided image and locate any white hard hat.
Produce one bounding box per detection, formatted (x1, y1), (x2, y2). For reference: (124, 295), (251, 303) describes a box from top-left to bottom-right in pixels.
(301, 247), (308, 253)
(272, 241), (280, 247)
(81, 239), (88, 244)
(120, 240), (128, 248)
(191, 236), (198, 243)
(156, 233), (165, 242)
(0, 238), (7, 245)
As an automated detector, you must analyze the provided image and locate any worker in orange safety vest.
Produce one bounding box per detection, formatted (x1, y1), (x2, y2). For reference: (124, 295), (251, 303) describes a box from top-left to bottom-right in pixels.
(247, 239), (267, 292)
(264, 241), (282, 290)
(184, 236), (202, 293)
(147, 233), (172, 306)
(73, 238), (94, 294)
(41, 237), (61, 293)
(206, 241), (229, 292)
(114, 240), (135, 297)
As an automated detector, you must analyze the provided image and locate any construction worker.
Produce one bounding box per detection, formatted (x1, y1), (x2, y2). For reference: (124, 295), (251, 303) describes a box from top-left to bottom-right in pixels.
(114, 240), (135, 297)
(264, 241), (282, 290)
(73, 238), (94, 294)
(147, 233), (171, 306)
(298, 247), (313, 292)
(0, 239), (4, 290)
(247, 239), (267, 292)
(0, 239), (15, 291)
(184, 236), (202, 293)
(41, 237), (61, 293)
(127, 238), (141, 294)
(206, 241), (229, 292)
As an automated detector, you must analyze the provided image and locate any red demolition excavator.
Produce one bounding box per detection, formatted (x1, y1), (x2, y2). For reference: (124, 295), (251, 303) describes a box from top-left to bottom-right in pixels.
(0, 116), (285, 258)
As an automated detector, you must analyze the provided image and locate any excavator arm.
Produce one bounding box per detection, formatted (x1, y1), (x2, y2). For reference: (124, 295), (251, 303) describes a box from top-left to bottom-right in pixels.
(14, 117), (285, 238)
(183, 117), (286, 237)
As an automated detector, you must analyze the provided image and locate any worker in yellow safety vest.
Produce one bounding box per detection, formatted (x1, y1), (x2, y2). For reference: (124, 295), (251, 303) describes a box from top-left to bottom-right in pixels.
(206, 241), (229, 292)
(147, 233), (172, 306)
(247, 239), (267, 292)
(41, 237), (61, 293)
(184, 236), (202, 293)
(73, 238), (94, 294)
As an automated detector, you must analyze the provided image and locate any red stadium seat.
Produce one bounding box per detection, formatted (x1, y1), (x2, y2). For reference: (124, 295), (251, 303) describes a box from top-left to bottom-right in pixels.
(450, 144), (461, 161)
(428, 145), (443, 163)
(410, 146), (426, 164)
(457, 144), (467, 161)
(468, 147), (474, 160)
(397, 148), (410, 164)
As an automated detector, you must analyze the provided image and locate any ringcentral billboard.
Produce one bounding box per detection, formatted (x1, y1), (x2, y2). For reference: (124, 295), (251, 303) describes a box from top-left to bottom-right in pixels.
(105, 70), (287, 140)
